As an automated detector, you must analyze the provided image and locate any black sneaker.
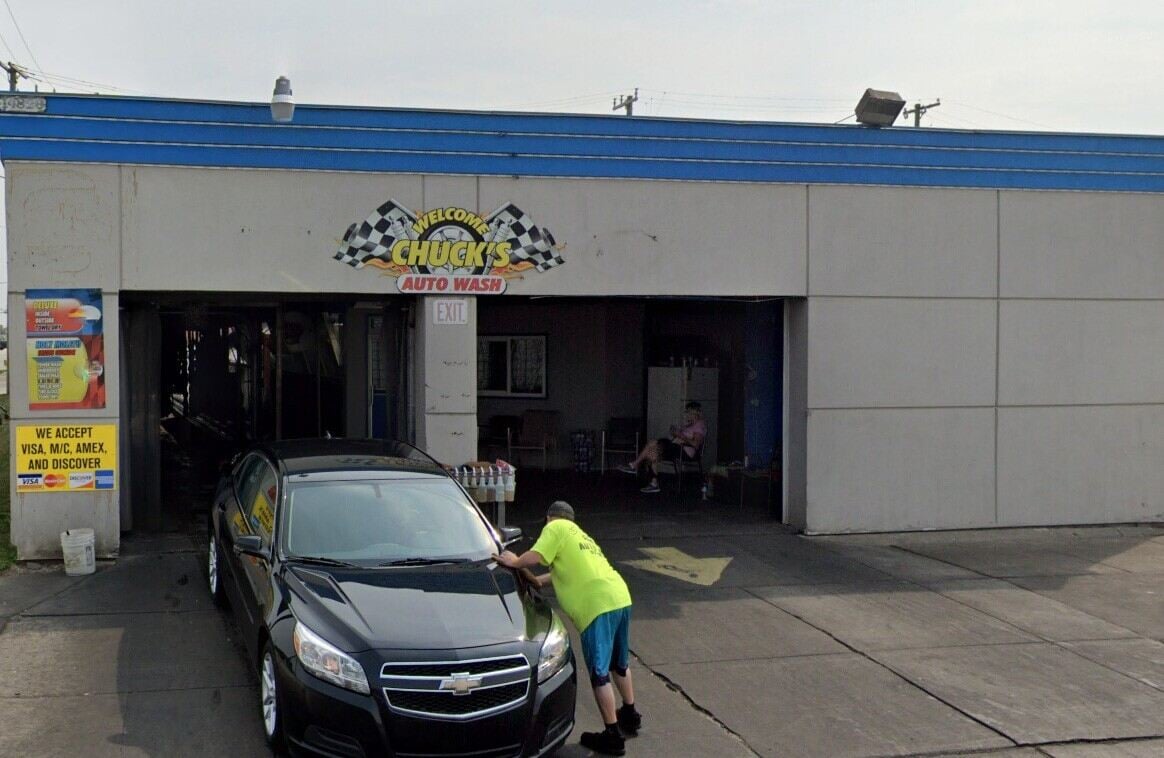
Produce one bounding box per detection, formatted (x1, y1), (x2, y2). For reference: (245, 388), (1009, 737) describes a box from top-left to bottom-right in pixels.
(618, 704), (642, 735)
(580, 728), (625, 756)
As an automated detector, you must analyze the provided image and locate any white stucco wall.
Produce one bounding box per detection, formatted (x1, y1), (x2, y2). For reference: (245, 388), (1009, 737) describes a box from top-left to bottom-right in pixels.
(7, 165), (125, 557)
(111, 166), (810, 298)
(7, 160), (1164, 539)
(803, 185), (1164, 533)
(993, 190), (1164, 528)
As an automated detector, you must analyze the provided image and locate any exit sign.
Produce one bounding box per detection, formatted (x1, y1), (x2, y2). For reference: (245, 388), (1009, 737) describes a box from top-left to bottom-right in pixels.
(432, 298), (469, 325)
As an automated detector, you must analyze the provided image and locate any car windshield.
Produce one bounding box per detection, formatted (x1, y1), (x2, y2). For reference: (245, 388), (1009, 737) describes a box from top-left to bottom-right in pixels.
(281, 478), (497, 565)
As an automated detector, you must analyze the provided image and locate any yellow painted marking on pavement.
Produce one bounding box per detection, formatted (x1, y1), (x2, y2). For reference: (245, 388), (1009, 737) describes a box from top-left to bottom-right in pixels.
(622, 546), (732, 587)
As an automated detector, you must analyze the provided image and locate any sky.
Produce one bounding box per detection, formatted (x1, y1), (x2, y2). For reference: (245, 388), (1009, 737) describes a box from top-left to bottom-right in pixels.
(2, 0), (1164, 316)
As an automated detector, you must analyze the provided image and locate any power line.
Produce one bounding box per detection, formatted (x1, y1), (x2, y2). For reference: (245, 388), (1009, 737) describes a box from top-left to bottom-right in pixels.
(944, 100), (1055, 130)
(639, 88), (850, 104)
(23, 68), (152, 95)
(29, 71), (119, 91)
(653, 100), (849, 113)
(502, 90), (624, 110)
(2, 0), (41, 78)
(926, 111), (991, 130)
(0, 25), (15, 60)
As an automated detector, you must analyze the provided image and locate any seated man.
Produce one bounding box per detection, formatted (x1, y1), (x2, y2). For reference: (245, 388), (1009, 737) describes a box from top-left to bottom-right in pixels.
(618, 402), (706, 493)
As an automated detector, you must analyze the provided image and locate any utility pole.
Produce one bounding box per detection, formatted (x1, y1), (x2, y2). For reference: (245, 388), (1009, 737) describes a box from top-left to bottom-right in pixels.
(612, 88), (639, 116)
(903, 98), (941, 127)
(0, 61), (30, 91)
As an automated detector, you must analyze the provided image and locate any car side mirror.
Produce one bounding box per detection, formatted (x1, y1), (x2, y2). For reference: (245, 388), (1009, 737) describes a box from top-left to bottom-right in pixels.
(233, 534), (269, 560)
(499, 526), (523, 548)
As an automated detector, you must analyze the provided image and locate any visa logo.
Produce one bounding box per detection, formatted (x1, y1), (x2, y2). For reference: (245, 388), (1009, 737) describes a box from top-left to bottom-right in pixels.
(18, 474), (43, 488)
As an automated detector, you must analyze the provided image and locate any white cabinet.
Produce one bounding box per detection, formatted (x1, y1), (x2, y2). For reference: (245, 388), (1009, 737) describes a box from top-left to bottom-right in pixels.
(647, 367), (718, 466)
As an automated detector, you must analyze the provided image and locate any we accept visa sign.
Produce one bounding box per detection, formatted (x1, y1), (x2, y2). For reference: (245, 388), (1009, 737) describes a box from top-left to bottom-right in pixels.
(15, 424), (117, 492)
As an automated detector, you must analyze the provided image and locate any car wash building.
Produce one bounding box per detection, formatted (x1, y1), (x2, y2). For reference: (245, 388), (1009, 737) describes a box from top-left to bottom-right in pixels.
(3, 93), (1164, 559)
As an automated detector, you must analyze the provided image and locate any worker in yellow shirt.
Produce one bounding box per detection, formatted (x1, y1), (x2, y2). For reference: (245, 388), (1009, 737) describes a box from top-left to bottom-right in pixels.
(494, 501), (640, 756)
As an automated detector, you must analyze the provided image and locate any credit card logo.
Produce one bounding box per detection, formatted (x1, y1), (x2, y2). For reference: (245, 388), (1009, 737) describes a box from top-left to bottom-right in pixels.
(69, 472), (96, 490)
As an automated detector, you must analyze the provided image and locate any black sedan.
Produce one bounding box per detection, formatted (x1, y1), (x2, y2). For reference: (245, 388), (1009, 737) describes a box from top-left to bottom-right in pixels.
(207, 439), (577, 757)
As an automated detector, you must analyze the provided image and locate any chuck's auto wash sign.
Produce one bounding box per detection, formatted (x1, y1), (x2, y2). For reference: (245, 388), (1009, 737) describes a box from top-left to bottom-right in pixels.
(15, 424), (118, 492)
(334, 201), (564, 294)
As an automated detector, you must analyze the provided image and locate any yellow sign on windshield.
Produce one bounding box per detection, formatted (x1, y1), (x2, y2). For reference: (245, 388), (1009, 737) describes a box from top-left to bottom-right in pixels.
(252, 488), (276, 534)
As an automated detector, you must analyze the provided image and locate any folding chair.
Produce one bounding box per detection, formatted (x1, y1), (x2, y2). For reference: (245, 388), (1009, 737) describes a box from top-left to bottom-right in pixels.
(508, 410), (559, 471)
(600, 417), (641, 474)
(480, 415), (519, 460)
(656, 439), (705, 495)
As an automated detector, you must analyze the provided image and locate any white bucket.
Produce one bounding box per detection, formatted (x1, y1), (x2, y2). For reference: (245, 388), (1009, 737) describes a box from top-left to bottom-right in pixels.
(60, 528), (96, 576)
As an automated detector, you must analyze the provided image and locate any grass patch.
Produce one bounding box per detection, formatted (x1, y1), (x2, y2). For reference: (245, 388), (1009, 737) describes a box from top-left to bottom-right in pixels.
(1, 392), (15, 572)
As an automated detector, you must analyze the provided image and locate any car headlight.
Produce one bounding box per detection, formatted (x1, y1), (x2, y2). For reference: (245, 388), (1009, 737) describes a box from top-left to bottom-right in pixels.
(537, 612), (570, 683)
(292, 620), (370, 695)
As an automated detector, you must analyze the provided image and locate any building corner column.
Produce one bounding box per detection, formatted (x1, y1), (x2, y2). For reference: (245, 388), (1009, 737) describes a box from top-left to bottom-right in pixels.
(413, 296), (478, 465)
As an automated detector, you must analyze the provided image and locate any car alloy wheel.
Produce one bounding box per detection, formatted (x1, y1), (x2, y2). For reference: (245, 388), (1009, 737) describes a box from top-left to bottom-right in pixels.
(208, 536), (219, 594)
(260, 645), (284, 749)
(208, 534), (226, 607)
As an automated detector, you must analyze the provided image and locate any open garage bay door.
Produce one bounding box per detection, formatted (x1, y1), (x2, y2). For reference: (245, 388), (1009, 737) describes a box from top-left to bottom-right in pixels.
(121, 295), (380, 532)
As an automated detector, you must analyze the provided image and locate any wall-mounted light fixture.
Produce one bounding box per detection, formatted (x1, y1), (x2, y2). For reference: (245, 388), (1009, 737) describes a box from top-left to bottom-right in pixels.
(854, 88), (905, 127)
(271, 76), (294, 123)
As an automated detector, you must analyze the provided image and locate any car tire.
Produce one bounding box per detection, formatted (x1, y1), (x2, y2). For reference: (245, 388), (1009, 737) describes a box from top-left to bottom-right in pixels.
(260, 643), (286, 752)
(207, 532), (227, 608)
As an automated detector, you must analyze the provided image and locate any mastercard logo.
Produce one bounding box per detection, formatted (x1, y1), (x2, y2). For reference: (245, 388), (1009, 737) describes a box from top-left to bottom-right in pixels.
(44, 473), (66, 488)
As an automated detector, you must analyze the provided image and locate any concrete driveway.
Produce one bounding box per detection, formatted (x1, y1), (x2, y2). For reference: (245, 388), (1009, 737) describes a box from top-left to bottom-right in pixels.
(4, 508), (1164, 757)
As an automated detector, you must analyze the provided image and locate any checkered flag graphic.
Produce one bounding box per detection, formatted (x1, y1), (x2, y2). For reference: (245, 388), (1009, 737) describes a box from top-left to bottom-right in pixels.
(485, 203), (565, 272)
(335, 200), (419, 269)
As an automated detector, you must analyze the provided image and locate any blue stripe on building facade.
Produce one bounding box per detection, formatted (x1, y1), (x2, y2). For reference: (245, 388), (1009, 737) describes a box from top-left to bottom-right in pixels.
(2, 94), (1164, 193)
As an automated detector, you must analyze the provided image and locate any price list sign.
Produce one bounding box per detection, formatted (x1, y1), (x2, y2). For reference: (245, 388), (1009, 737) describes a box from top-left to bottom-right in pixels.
(25, 289), (106, 410)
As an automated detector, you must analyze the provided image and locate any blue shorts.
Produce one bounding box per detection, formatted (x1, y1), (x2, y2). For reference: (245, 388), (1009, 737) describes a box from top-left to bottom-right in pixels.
(579, 606), (632, 687)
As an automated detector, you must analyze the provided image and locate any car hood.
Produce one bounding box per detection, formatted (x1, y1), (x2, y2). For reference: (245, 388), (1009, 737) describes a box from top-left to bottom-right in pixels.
(282, 561), (550, 652)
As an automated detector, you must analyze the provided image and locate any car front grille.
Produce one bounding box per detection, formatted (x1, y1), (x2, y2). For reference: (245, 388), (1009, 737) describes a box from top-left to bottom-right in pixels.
(382, 658), (529, 678)
(381, 655), (531, 721)
(388, 682), (528, 717)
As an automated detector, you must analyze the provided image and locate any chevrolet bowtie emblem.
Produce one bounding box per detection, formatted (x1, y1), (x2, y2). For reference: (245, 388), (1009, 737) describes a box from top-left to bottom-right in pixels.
(440, 672), (483, 696)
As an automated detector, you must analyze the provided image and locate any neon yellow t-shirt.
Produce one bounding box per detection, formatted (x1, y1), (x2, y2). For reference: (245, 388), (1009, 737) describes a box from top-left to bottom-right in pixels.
(531, 519), (631, 632)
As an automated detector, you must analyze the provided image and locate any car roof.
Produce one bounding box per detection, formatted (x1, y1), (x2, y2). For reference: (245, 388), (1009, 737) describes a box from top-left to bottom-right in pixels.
(256, 439), (450, 478)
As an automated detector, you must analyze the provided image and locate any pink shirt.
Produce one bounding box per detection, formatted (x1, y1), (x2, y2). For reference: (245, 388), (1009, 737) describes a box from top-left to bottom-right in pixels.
(677, 418), (707, 457)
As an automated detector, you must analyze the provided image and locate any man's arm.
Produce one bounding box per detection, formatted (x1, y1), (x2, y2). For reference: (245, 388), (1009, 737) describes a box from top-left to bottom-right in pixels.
(493, 549), (545, 570)
(674, 424), (704, 447)
(521, 568), (553, 587)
